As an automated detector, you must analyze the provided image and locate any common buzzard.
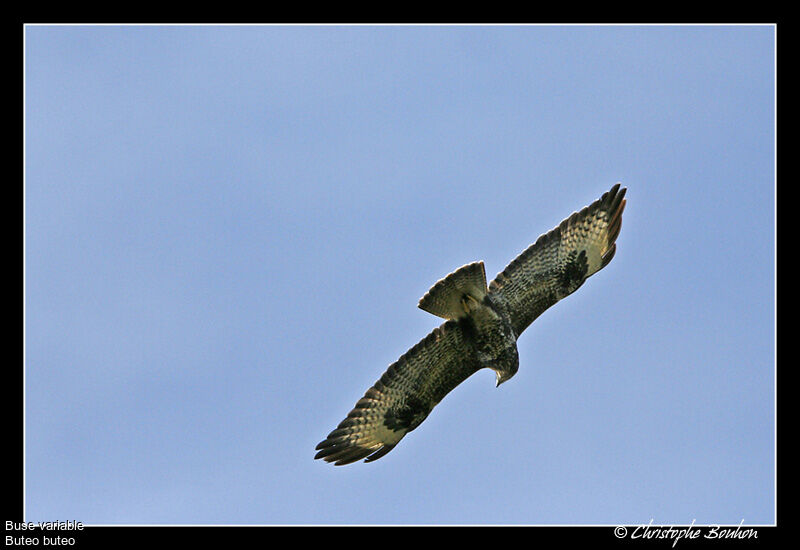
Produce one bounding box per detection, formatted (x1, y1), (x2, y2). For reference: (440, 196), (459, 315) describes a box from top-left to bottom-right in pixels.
(315, 184), (627, 465)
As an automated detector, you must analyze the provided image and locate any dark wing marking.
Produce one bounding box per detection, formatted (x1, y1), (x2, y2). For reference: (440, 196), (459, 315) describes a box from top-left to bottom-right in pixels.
(315, 320), (480, 465)
(488, 183), (626, 336)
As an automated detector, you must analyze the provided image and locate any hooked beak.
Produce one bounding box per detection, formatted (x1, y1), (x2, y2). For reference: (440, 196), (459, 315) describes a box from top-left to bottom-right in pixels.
(495, 367), (517, 387)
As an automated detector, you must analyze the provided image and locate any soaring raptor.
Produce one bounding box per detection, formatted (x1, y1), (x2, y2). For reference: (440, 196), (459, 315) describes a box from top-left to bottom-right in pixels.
(315, 184), (627, 465)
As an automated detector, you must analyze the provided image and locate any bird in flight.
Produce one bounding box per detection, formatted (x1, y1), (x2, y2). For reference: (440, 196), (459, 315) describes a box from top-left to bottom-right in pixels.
(315, 184), (627, 465)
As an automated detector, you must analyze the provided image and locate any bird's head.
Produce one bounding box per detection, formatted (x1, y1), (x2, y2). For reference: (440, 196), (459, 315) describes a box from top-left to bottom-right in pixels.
(488, 341), (519, 387)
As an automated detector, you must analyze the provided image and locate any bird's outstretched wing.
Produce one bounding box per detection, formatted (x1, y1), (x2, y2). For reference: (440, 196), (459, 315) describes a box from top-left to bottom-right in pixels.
(315, 320), (480, 465)
(488, 183), (626, 337)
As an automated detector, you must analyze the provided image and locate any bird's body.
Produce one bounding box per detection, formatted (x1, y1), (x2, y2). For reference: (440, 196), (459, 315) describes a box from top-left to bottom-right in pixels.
(315, 184), (627, 465)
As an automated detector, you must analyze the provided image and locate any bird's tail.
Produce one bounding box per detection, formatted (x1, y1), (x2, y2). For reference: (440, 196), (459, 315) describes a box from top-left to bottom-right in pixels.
(418, 261), (488, 320)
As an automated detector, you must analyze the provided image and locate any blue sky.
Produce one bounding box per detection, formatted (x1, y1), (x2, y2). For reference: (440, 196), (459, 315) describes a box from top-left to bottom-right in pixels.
(24, 25), (774, 525)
